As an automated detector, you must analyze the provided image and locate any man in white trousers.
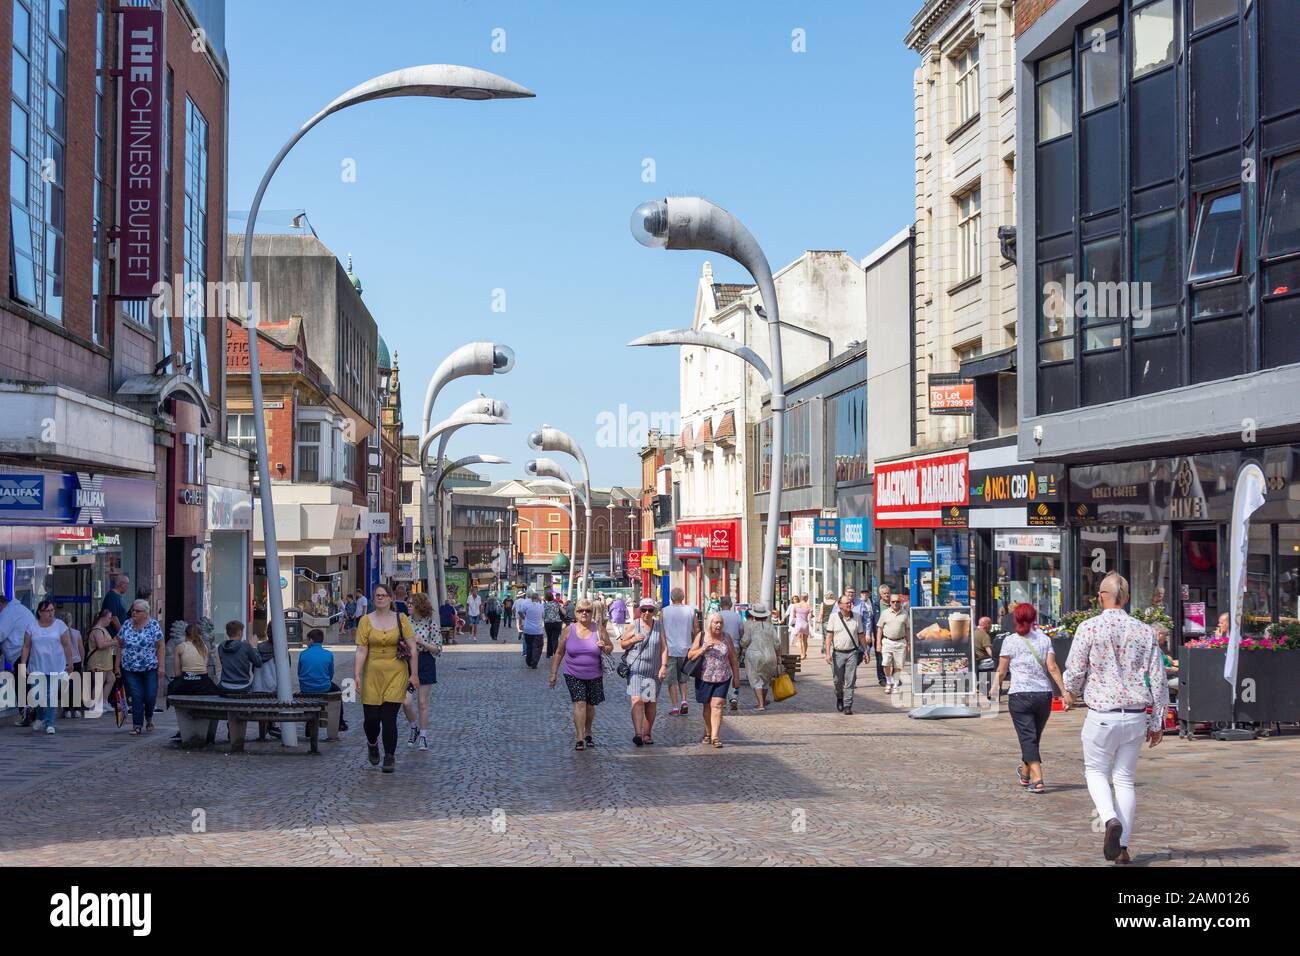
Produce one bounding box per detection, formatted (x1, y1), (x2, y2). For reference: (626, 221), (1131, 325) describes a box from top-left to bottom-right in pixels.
(1062, 571), (1168, 865)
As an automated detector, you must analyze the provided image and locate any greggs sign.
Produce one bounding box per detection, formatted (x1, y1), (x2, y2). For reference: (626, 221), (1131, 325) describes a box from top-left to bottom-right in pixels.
(873, 452), (969, 528)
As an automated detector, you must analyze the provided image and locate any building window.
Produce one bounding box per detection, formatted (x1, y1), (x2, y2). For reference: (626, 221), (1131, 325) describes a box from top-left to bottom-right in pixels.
(548, 532), (560, 553)
(1132, 0), (1176, 79)
(547, 513), (560, 523)
(756, 417), (773, 493)
(1080, 16), (1120, 113)
(784, 402), (812, 490)
(1191, 0), (1237, 32)
(828, 384), (868, 485)
(955, 43), (980, 125)
(1038, 257), (1075, 362)
(225, 413), (257, 450)
(296, 421), (323, 482)
(1037, 50), (1073, 143)
(958, 188), (981, 281)
(401, 482), (413, 505)
(1262, 152), (1300, 296)
(1132, 210), (1181, 335)
(183, 98), (210, 393)
(1188, 190), (1243, 284)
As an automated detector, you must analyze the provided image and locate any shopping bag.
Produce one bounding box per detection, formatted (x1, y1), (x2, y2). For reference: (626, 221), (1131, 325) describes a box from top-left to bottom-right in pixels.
(771, 672), (796, 702)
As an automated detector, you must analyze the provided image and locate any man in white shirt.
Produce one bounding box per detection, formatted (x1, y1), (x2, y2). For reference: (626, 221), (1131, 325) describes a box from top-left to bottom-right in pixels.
(824, 593), (868, 714)
(0, 593), (37, 725)
(1063, 571), (1167, 865)
(354, 591), (368, 623)
(718, 596), (744, 711)
(466, 587), (482, 639)
(661, 587), (698, 716)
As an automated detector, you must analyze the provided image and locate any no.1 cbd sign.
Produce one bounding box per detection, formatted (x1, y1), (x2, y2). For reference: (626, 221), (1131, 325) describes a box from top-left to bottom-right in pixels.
(117, 7), (165, 298)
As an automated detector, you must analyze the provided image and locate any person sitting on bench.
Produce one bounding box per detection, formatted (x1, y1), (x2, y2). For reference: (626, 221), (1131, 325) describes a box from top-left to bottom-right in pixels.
(298, 628), (347, 731)
(217, 620), (261, 694)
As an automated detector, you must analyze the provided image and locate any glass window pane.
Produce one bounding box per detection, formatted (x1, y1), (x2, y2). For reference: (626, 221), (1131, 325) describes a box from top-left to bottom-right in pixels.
(10, 201), (33, 257)
(1193, 281), (1243, 317)
(1264, 258), (1300, 298)
(1081, 36), (1120, 111)
(1244, 526), (1272, 636)
(9, 102), (26, 156)
(1263, 154), (1300, 259)
(1132, 0), (1177, 79)
(1133, 210), (1179, 307)
(12, 50), (28, 104)
(1039, 257), (1074, 340)
(48, 0), (67, 42)
(1038, 49), (1071, 81)
(1078, 526), (1119, 602)
(45, 39), (66, 92)
(46, 88), (65, 133)
(1084, 323), (1123, 351)
(1193, 0), (1237, 31)
(1125, 525), (1172, 616)
(1040, 338), (1075, 363)
(1038, 74), (1073, 142)
(9, 152), (26, 203)
(1081, 235), (1123, 324)
(1189, 191), (1243, 283)
(1279, 525), (1300, 626)
(13, 0), (29, 55)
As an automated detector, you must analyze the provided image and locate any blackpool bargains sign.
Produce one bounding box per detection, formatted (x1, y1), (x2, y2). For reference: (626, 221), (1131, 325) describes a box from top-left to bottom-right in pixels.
(873, 452), (969, 528)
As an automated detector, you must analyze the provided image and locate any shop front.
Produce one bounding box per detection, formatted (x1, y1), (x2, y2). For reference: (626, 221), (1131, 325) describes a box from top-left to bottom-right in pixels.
(873, 450), (971, 608)
(674, 518), (742, 611)
(0, 469), (158, 629)
(837, 514), (875, 594)
(1067, 445), (1300, 647)
(790, 513), (839, 605)
(968, 443), (1067, 628)
(205, 482), (252, 633)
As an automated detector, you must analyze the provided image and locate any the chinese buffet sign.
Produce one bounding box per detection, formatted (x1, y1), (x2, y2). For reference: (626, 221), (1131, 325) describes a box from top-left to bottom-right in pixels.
(873, 452), (969, 528)
(116, 6), (165, 298)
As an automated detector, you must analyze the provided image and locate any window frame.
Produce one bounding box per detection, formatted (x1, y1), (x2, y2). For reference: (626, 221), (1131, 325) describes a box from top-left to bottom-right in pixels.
(1188, 188), (1244, 285)
(955, 42), (981, 127)
(957, 187), (982, 281)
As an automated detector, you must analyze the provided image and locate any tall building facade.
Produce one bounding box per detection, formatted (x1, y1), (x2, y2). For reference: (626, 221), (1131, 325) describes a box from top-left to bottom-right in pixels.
(1012, 0), (1300, 643)
(0, 0), (242, 639)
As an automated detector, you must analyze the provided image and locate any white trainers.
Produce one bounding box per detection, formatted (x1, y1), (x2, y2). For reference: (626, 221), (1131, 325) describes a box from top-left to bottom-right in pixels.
(407, 726), (419, 748)
(46, 725), (56, 735)
(417, 733), (428, 751)
(32, 719), (44, 731)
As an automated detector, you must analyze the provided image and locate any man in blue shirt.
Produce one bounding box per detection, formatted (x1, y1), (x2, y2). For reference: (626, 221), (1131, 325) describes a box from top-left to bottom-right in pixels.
(296, 628), (346, 731)
(515, 590), (546, 669)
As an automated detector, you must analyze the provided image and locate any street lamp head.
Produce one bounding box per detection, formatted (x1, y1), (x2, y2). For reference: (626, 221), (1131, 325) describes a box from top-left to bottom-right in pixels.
(526, 429), (545, 451)
(318, 65), (534, 123)
(630, 200), (669, 248)
(493, 344), (516, 374)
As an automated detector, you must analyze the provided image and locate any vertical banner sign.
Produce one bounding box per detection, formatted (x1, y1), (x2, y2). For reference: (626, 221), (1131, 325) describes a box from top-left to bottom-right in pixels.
(117, 6), (165, 298)
(1225, 463), (1267, 700)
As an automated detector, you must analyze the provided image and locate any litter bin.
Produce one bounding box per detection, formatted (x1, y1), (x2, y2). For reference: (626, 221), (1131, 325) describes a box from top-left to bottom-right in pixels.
(284, 608), (303, 646)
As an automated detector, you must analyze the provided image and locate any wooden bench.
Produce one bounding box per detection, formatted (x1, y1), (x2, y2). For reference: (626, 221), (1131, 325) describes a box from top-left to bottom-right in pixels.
(219, 689), (346, 740)
(170, 695), (328, 753)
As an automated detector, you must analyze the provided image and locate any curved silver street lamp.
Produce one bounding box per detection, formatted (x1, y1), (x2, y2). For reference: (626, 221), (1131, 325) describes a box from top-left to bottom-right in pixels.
(527, 427), (591, 597)
(629, 197), (785, 607)
(420, 409), (509, 601)
(239, 66), (533, 741)
(419, 346), (514, 599)
(525, 458), (584, 601)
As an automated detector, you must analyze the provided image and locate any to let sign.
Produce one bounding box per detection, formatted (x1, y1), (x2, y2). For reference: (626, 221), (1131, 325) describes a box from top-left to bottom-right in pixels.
(117, 7), (165, 298)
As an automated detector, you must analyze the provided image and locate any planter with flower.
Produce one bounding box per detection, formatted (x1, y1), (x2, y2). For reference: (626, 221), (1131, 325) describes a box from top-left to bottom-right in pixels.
(1178, 619), (1300, 730)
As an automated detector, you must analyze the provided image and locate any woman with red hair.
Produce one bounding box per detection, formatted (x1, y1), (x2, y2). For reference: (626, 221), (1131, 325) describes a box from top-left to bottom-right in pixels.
(989, 602), (1065, 794)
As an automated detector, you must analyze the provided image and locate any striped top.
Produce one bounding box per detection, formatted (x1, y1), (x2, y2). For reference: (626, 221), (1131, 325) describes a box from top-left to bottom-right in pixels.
(624, 621), (663, 679)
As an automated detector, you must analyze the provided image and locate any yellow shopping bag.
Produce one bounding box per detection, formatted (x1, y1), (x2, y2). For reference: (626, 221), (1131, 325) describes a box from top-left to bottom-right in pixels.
(771, 672), (796, 702)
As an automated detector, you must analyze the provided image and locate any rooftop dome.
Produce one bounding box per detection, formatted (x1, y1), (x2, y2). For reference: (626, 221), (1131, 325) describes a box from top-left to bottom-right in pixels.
(346, 253), (362, 295)
(377, 335), (390, 370)
(549, 551), (570, 572)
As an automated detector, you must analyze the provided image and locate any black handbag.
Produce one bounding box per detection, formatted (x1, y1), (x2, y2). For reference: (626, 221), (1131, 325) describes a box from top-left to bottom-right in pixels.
(617, 622), (652, 681)
(680, 636), (705, 679)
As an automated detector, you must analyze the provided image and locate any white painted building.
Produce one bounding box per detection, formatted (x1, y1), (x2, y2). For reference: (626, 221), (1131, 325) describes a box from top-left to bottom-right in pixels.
(673, 252), (868, 607)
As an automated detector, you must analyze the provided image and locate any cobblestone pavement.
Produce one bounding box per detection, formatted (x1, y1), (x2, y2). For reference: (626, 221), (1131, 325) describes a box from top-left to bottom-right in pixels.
(2, 627), (1298, 866)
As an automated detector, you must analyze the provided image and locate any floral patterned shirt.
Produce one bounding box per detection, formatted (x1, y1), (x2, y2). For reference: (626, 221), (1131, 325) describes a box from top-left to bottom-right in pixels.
(699, 638), (733, 683)
(118, 617), (163, 672)
(1063, 608), (1169, 733)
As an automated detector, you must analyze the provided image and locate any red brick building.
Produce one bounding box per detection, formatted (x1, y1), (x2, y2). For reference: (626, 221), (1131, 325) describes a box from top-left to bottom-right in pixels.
(0, 1), (241, 635)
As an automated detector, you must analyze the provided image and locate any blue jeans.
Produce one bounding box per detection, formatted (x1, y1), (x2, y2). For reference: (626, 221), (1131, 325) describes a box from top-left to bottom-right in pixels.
(27, 675), (59, 727)
(122, 669), (158, 730)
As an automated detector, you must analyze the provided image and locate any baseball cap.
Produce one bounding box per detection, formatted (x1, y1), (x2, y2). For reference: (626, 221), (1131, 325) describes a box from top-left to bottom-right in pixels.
(638, 598), (658, 610)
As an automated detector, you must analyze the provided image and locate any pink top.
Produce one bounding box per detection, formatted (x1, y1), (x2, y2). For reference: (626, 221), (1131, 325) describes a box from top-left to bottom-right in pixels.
(793, 605), (811, 633)
(699, 638), (733, 683)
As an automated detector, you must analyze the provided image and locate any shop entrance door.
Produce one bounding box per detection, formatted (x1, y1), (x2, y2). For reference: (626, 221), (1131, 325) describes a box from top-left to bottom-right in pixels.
(50, 559), (92, 633)
(1177, 525), (1220, 643)
(909, 550), (933, 606)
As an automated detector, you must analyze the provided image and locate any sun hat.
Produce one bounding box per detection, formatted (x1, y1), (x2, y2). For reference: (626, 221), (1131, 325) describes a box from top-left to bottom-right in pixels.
(638, 598), (658, 610)
(747, 602), (770, 618)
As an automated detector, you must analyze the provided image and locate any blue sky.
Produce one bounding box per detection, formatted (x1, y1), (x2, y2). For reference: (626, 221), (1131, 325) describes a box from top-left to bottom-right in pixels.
(227, 0), (919, 487)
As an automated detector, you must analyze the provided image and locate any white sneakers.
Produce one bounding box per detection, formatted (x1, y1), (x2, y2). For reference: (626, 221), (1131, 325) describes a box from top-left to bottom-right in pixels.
(417, 733), (428, 751)
(407, 726), (420, 748)
(46, 725), (56, 735)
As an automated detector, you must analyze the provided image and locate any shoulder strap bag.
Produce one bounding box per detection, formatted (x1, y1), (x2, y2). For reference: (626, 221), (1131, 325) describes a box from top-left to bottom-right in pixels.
(679, 633), (705, 679)
(1018, 633), (1056, 691)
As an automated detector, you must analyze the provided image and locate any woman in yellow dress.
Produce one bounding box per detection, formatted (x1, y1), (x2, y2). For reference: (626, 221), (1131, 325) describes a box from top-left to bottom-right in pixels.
(353, 584), (416, 773)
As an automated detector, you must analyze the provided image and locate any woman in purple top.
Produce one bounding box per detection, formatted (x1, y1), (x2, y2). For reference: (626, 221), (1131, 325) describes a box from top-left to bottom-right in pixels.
(609, 596), (627, 627)
(687, 612), (740, 748)
(549, 598), (613, 750)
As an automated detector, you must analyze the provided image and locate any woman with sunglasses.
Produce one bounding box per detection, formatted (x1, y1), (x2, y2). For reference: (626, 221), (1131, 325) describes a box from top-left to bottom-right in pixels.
(620, 598), (668, 746)
(354, 584), (416, 773)
(18, 600), (76, 734)
(549, 598), (613, 750)
(117, 599), (166, 735)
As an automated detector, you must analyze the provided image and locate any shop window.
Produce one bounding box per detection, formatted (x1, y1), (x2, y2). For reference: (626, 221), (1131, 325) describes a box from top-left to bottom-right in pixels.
(1278, 525), (1300, 626)
(1192, 0), (1237, 31)
(995, 540), (1063, 625)
(1124, 525), (1172, 615)
(1189, 23), (1240, 158)
(1132, 0), (1177, 79)
(1188, 191), (1242, 283)
(881, 530), (914, 594)
(1078, 526), (1119, 603)
(1244, 526), (1272, 636)
(1037, 50), (1073, 143)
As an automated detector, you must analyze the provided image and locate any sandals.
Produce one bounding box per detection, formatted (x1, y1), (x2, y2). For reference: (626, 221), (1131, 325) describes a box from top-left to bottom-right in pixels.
(584, 736), (595, 749)
(633, 734), (644, 747)
(1016, 765), (1031, 787)
(679, 703), (688, 715)
(701, 736), (711, 746)
(574, 740), (586, 751)
(1027, 780), (1046, 794)
(712, 739), (723, 748)
(128, 729), (142, 736)
(670, 707), (681, 716)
